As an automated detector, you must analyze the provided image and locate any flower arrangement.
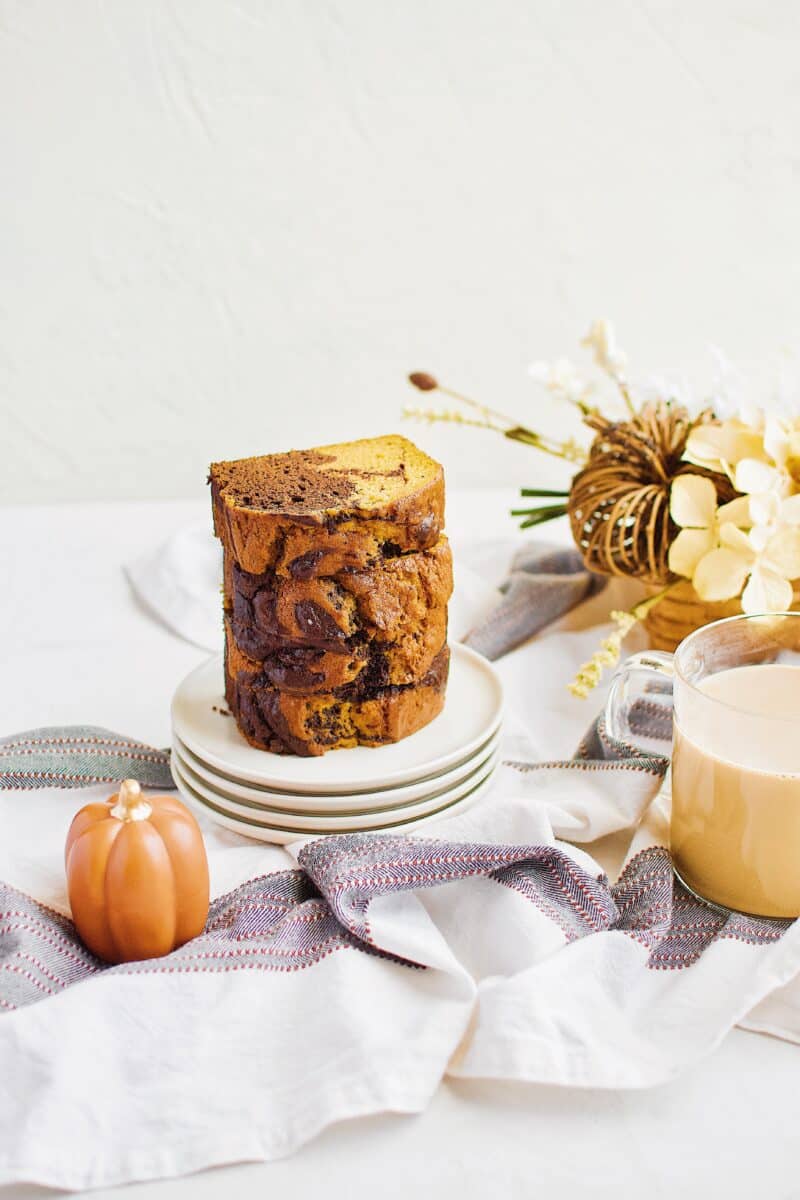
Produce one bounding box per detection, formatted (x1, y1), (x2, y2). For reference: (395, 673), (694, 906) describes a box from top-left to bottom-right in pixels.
(406, 322), (800, 694)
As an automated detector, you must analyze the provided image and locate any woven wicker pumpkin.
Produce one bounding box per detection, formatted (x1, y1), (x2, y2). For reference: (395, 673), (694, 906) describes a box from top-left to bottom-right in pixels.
(566, 400), (798, 651)
(642, 581), (749, 651)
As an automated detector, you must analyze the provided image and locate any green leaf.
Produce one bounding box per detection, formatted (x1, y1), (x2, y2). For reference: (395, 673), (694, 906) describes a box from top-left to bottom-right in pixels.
(510, 502), (568, 517)
(512, 504), (568, 529)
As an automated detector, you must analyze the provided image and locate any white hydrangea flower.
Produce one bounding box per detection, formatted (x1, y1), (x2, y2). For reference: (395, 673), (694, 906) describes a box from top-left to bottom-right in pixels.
(581, 319), (628, 377)
(527, 357), (590, 404)
(707, 345), (744, 421)
(639, 372), (701, 416)
(668, 475), (750, 579)
(683, 420), (766, 481)
(669, 474), (800, 613)
(689, 523), (800, 612)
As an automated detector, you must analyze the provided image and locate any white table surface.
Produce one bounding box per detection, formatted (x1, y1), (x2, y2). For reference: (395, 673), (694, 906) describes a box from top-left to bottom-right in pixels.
(1, 491), (799, 1200)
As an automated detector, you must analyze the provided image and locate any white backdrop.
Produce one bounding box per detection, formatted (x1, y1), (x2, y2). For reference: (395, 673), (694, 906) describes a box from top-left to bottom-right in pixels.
(3, 0), (800, 504)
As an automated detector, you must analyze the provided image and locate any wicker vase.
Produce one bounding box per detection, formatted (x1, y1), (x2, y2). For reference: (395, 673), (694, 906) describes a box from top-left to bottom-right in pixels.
(564, 399), (800, 653)
(642, 581), (800, 652)
(642, 582), (744, 651)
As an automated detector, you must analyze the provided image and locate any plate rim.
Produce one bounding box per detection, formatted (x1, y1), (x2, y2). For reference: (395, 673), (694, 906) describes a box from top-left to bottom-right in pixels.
(172, 741), (500, 824)
(171, 725), (501, 807)
(172, 753), (497, 842)
(171, 642), (504, 794)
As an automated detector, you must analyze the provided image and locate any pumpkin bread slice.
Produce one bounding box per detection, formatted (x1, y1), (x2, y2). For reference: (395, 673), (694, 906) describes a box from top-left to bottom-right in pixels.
(225, 635), (450, 756)
(225, 536), (452, 691)
(210, 434), (444, 577)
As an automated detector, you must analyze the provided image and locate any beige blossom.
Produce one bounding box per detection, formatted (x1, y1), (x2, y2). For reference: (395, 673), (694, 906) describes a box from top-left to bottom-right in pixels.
(667, 475), (750, 579)
(682, 420), (766, 482)
(693, 523), (800, 612)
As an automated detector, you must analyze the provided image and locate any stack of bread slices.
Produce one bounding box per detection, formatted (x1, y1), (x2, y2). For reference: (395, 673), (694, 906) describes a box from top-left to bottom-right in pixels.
(209, 435), (453, 756)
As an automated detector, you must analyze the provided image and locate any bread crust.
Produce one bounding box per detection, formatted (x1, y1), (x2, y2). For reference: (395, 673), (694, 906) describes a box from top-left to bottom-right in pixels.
(214, 498), (444, 578)
(225, 641), (450, 756)
(224, 536), (452, 691)
(210, 435), (445, 576)
(210, 435), (450, 755)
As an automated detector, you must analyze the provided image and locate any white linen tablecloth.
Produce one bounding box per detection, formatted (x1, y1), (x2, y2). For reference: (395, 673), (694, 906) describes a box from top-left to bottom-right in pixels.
(2, 491), (800, 1200)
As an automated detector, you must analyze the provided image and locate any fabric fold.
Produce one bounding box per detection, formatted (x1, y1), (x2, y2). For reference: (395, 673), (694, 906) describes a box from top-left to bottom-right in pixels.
(1, 692), (799, 1187)
(463, 544), (607, 660)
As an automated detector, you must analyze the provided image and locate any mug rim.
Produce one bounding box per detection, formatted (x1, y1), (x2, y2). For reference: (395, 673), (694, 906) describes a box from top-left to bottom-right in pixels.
(674, 609), (800, 723)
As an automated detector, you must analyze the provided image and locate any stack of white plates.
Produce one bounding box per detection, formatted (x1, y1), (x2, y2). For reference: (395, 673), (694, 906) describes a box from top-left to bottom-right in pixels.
(170, 643), (504, 843)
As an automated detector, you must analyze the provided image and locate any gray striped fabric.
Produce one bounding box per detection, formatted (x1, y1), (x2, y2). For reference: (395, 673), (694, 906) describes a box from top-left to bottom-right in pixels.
(463, 544), (606, 661)
(0, 726), (173, 791)
(0, 705), (792, 1015)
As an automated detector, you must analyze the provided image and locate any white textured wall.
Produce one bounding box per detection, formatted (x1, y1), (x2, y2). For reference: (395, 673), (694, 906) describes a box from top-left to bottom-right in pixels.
(3, 0), (800, 503)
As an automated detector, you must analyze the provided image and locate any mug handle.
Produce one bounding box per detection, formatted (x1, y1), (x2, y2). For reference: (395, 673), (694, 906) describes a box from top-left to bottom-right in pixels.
(604, 650), (675, 754)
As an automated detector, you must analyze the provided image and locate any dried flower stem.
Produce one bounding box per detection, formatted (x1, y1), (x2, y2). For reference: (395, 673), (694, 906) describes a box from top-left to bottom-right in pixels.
(504, 425), (586, 464)
(617, 378), (637, 417)
(406, 373), (587, 465)
(568, 586), (674, 698)
(435, 383), (519, 428)
(402, 406), (507, 434)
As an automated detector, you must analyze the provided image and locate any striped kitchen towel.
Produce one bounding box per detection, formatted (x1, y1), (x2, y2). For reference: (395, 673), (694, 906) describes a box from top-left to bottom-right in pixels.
(1, 710), (799, 1192)
(463, 543), (607, 660)
(0, 725), (173, 790)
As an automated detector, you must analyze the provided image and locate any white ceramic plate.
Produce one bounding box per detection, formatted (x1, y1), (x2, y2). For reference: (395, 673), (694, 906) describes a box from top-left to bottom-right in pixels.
(171, 753), (497, 844)
(171, 741), (499, 829)
(171, 642), (503, 794)
(171, 726), (501, 812)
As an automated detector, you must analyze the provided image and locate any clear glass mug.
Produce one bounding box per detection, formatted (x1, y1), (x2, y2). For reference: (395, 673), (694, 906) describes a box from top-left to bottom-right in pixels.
(605, 612), (800, 918)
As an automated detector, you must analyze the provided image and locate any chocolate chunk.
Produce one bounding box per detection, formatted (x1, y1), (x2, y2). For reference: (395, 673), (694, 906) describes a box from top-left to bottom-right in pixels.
(235, 681), (313, 756)
(252, 588), (280, 632)
(232, 563), (269, 601)
(260, 646), (328, 690)
(232, 591), (255, 628)
(415, 514), (437, 544)
(294, 600), (347, 645)
(288, 548), (327, 580)
(261, 661), (327, 690)
(232, 617), (292, 660)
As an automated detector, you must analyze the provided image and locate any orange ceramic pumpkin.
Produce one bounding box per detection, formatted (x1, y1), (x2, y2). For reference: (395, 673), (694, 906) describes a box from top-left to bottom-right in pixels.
(65, 779), (210, 964)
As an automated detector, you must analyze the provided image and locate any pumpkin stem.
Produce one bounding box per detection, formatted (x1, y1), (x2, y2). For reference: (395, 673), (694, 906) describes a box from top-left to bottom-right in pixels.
(111, 779), (153, 822)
